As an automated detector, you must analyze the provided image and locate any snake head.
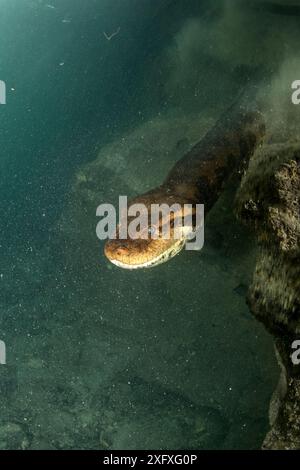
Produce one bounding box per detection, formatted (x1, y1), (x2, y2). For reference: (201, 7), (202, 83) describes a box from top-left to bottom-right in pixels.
(104, 189), (198, 269)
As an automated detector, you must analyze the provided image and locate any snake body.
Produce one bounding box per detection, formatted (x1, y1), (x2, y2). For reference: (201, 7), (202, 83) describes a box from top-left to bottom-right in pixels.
(104, 106), (265, 269)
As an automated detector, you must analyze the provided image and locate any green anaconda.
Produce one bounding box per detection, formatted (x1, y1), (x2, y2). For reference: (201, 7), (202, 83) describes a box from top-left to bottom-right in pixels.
(104, 107), (265, 269)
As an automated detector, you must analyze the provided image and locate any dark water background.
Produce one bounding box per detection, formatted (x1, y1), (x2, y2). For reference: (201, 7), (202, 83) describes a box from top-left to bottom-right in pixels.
(0, 0), (282, 449)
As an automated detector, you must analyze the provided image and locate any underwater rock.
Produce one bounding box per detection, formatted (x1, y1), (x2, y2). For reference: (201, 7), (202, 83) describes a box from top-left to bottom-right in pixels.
(236, 141), (300, 449)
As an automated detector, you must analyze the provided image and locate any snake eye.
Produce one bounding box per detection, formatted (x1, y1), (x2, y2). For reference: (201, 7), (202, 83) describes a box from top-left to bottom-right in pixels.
(148, 226), (156, 236)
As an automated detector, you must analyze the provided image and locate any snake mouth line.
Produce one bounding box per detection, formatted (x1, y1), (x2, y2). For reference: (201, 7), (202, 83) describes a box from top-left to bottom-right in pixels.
(108, 238), (186, 270)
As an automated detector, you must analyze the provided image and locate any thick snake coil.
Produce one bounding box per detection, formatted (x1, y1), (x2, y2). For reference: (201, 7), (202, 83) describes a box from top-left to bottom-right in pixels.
(104, 107), (265, 269)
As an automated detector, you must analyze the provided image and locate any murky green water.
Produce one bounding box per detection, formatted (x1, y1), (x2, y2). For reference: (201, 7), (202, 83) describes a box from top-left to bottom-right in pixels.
(3, 0), (297, 449)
